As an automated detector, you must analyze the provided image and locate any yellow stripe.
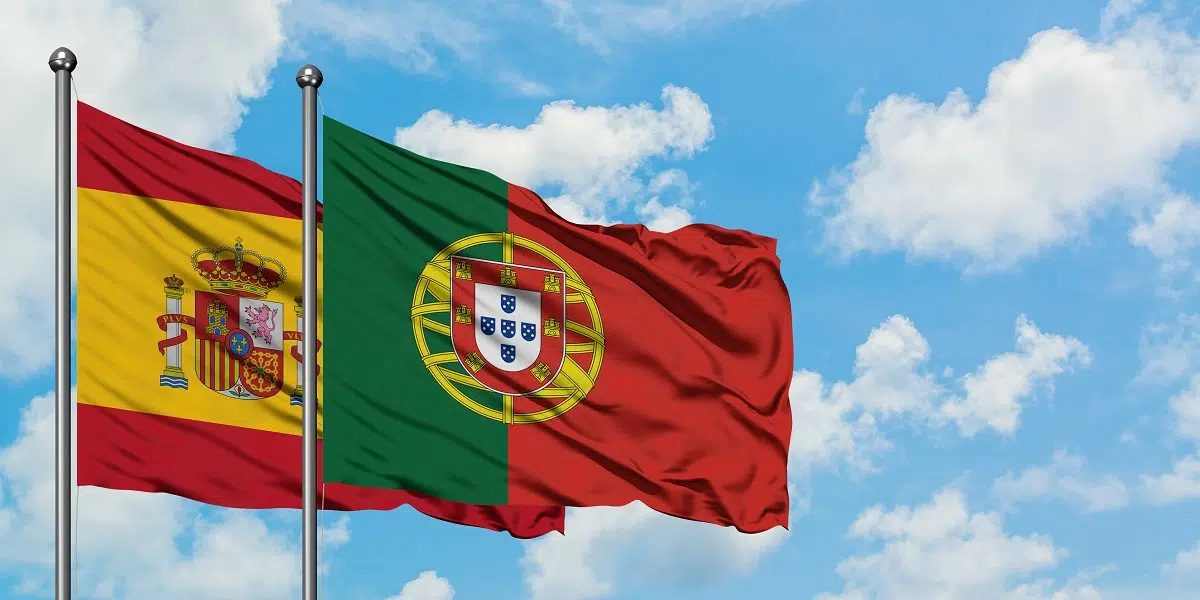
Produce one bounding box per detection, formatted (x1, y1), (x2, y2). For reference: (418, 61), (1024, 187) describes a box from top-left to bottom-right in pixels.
(77, 188), (323, 437)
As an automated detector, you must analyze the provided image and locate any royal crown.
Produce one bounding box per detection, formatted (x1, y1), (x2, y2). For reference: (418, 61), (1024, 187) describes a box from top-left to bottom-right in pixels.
(190, 237), (287, 298)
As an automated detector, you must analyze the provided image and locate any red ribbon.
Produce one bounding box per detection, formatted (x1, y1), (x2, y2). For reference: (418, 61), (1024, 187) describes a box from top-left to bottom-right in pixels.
(286, 331), (322, 375)
(156, 315), (321, 375)
(156, 314), (196, 353)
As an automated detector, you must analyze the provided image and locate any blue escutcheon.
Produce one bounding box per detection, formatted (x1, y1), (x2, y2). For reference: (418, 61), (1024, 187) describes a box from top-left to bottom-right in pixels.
(227, 329), (252, 358)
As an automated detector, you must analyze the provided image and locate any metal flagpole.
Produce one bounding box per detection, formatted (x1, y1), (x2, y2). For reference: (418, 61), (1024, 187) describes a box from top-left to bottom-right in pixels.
(49, 46), (77, 600)
(296, 63), (323, 600)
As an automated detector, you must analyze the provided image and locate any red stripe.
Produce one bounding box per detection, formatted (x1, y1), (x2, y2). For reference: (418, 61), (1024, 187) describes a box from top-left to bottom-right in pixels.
(199, 340), (208, 387)
(219, 344), (228, 390)
(77, 102), (321, 222)
(228, 352), (237, 391)
(217, 344), (226, 390)
(77, 403), (564, 538)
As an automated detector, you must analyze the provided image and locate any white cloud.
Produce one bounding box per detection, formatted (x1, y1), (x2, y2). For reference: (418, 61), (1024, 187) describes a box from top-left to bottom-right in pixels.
(991, 451), (1130, 513)
(1163, 540), (1200, 578)
(811, 6), (1200, 271)
(1130, 194), (1200, 292)
(317, 515), (351, 575)
(939, 316), (1092, 437)
(1139, 314), (1200, 383)
(789, 315), (940, 474)
(1099, 0), (1145, 36)
(386, 570), (455, 600)
(0, 390), (321, 599)
(520, 502), (787, 600)
(1169, 374), (1200, 440)
(0, 0), (290, 378)
(816, 488), (1103, 600)
(321, 515), (351, 548)
(285, 0), (484, 74)
(394, 85), (714, 228)
(1140, 374), (1200, 505)
(791, 314), (1090, 476)
(497, 71), (554, 98)
(1141, 454), (1200, 505)
(635, 169), (696, 232)
(543, 0), (805, 51)
(1129, 194), (1200, 261)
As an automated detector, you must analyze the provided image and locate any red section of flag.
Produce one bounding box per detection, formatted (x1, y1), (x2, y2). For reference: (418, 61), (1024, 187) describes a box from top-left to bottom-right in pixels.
(76, 102), (317, 221)
(77, 403), (564, 538)
(506, 184), (793, 533)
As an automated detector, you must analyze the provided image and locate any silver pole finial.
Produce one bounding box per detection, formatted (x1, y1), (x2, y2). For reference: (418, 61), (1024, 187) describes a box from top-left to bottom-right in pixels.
(48, 47), (78, 73)
(296, 64), (324, 89)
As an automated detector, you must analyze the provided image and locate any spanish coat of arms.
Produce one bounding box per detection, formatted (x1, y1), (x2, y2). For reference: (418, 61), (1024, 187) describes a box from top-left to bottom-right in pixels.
(156, 237), (315, 405)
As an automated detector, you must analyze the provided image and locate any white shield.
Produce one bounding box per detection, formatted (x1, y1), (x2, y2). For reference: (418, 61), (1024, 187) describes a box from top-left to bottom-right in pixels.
(239, 298), (283, 351)
(475, 283), (541, 372)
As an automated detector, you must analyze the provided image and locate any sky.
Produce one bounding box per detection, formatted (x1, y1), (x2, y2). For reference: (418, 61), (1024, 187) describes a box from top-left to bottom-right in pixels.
(1, 0), (1200, 598)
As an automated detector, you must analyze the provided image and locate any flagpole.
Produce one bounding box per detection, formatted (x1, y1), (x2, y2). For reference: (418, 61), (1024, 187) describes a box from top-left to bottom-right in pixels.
(296, 63), (323, 600)
(49, 46), (77, 600)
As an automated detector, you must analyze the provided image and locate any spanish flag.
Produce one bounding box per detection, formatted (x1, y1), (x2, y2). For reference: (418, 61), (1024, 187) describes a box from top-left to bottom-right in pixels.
(75, 101), (564, 538)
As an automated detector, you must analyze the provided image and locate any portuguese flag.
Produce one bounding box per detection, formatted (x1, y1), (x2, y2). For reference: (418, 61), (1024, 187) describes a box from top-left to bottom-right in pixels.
(323, 117), (794, 532)
(73, 102), (562, 538)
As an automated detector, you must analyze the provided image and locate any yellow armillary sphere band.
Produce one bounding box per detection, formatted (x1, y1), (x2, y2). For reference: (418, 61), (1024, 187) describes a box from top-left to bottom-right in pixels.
(410, 233), (605, 424)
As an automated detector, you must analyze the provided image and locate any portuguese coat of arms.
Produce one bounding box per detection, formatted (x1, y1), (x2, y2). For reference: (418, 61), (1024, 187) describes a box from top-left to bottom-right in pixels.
(156, 237), (316, 405)
(449, 256), (567, 395)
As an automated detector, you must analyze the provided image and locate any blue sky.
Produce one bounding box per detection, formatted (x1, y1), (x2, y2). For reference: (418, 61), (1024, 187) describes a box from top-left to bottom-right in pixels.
(2, 0), (1200, 598)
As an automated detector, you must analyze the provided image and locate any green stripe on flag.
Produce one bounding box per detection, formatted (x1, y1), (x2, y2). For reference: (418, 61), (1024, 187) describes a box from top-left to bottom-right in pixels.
(322, 116), (510, 504)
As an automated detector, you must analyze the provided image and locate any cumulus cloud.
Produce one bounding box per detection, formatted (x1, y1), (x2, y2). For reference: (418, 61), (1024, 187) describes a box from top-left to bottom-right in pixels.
(386, 570), (456, 600)
(1129, 194), (1200, 263)
(1141, 455), (1200, 506)
(991, 451), (1130, 513)
(394, 85), (713, 230)
(939, 316), (1092, 437)
(0, 0), (290, 378)
(811, 5), (1200, 271)
(791, 314), (1090, 476)
(816, 488), (1103, 600)
(1163, 540), (1200, 578)
(520, 502), (788, 600)
(0, 390), (319, 599)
